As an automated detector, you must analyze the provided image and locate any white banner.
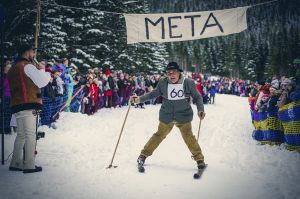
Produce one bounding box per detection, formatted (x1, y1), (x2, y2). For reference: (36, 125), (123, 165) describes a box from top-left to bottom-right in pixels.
(124, 6), (249, 44)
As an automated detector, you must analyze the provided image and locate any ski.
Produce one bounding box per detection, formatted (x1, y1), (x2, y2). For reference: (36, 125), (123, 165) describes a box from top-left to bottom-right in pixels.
(138, 163), (145, 173)
(193, 164), (207, 179)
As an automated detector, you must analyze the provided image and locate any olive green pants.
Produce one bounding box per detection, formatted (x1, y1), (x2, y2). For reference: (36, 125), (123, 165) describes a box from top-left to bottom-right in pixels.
(141, 121), (204, 161)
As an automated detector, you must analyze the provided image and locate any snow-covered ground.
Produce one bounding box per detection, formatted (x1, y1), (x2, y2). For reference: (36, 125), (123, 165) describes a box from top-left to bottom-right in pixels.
(1, 94), (300, 199)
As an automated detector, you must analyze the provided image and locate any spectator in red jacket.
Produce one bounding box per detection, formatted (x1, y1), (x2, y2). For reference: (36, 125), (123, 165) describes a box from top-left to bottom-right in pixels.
(86, 75), (99, 115)
(195, 78), (204, 96)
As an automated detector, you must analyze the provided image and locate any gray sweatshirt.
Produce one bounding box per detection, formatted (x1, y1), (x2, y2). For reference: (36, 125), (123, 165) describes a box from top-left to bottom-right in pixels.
(140, 75), (204, 124)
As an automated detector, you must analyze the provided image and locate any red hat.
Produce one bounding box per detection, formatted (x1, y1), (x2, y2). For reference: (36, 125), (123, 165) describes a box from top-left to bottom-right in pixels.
(105, 68), (110, 76)
(45, 68), (52, 73)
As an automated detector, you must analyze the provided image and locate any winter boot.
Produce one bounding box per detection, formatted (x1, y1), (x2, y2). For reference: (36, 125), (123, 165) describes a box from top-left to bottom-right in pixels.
(197, 160), (206, 170)
(23, 165), (42, 174)
(9, 166), (23, 172)
(137, 154), (146, 166)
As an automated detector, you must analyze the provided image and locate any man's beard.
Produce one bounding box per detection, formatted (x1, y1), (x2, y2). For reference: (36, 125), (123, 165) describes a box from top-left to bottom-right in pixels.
(28, 56), (34, 62)
(29, 55), (38, 65)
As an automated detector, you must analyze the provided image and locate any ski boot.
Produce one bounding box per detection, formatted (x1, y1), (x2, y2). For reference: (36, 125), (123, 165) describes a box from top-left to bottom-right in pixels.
(194, 160), (207, 179)
(137, 154), (146, 173)
(197, 160), (206, 170)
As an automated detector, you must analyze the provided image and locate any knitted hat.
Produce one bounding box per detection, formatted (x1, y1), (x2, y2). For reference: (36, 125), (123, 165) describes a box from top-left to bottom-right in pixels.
(270, 79), (279, 90)
(281, 79), (292, 85)
(256, 80), (266, 86)
(55, 58), (63, 64)
(262, 93), (269, 98)
(105, 68), (111, 76)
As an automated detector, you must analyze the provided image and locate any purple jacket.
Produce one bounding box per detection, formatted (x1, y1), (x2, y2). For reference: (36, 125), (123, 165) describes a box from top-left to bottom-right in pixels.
(4, 74), (10, 97)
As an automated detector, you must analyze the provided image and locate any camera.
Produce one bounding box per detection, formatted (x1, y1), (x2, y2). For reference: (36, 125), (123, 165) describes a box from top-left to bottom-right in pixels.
(37, 131), (45, 140)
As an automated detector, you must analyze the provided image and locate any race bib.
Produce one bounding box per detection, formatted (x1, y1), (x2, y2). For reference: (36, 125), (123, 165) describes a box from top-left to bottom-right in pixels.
(167, 80), (185, 100)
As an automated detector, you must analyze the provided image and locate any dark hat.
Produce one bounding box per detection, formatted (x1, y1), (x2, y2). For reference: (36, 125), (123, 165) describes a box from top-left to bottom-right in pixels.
(55, 58), (64, 64)
(166, 62), (183, 72)
(256, 80), (266, 86)
(17, 44), (36, 55)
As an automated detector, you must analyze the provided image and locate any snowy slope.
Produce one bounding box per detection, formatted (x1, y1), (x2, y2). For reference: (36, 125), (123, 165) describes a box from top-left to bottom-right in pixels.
(1, 94), (300, 199)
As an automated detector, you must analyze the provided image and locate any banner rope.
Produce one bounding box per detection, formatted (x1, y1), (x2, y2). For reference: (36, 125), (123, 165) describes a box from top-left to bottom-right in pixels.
(42, 0), (280, 15)
(250, 0), (279, 8)
(42, 0), (123, 15)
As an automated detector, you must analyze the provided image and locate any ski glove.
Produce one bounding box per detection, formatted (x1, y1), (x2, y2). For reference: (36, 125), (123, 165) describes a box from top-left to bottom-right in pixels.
(198, 111), (206, 120)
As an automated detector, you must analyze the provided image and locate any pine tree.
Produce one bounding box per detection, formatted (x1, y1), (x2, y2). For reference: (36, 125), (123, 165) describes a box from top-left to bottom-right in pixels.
(145, 0), (300, 79)
(3, 0), (37, 56)
(4, 0), (300, 78)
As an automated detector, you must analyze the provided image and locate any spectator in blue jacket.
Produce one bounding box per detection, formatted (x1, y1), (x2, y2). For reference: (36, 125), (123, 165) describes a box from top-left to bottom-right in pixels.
(290, 80), (300, 102)
(209, 84), (217, 104)
(52, 59), (66, 80)
(64, 70), (75, 112)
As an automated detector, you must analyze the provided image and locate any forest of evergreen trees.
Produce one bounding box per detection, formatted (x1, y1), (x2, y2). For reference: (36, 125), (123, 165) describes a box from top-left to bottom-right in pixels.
(1, 0), (300, 80)
(148, 0), (300, 80)
(2, 0), (168, 74)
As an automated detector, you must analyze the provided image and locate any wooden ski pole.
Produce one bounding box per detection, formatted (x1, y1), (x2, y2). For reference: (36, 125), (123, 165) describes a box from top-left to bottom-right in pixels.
(107, 103), (132, 169)
(197, 119), (202, 142)
(34, 0), (41, 55)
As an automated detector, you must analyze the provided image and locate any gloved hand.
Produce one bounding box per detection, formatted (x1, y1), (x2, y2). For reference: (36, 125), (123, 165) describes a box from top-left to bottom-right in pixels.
(130, 95), (140, 104)
(198, 111), (206, 120)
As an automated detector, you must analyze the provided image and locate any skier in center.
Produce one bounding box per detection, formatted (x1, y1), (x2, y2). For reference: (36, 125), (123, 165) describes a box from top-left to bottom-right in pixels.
(131, 62), (206, 171)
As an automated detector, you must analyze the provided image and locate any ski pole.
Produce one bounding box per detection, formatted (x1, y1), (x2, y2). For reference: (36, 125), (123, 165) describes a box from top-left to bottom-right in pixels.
(197, 119), (202, 142)
(52, 85), (84, 119)
(107, 102), (132, 169)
